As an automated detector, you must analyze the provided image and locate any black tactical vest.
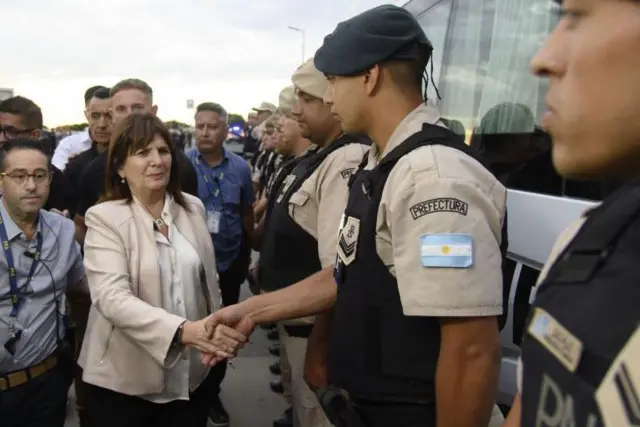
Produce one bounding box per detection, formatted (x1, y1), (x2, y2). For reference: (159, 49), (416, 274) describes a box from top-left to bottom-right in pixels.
(264, 149), (319, 229)
(329, 123), (508, 405)
(521, 179), (640, 427)
(260, 134), (369, 292)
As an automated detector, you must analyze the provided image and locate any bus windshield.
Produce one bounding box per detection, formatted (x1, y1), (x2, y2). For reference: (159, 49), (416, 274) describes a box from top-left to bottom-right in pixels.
(408, 0), (605, 201)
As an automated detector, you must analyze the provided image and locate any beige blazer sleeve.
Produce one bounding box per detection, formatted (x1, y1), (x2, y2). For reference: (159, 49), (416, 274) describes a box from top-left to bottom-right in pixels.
(83, 209), (185, 367)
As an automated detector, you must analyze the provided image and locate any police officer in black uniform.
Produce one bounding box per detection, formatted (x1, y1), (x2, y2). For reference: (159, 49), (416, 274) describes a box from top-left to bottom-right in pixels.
(503, 1), (640, 426)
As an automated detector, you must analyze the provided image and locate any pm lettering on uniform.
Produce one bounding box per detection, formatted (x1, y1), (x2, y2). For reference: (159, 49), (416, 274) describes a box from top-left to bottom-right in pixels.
(536, 373), (600, 427)
(409, 198), (468, 220)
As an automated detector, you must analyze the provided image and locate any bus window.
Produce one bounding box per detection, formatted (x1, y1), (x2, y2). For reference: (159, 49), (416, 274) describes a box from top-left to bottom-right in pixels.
(410, 0), (605, 202)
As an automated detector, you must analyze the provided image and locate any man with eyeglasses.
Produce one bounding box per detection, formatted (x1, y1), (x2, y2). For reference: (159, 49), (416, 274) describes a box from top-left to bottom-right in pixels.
(0, 96), (73, 213)
(0, 138), (88, 427)
(0, 96), (42, 143)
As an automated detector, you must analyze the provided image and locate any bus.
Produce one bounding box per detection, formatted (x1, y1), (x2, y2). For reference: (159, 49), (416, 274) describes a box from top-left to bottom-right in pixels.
(402, 0), (602, 413)
(0, 88), (13, 102)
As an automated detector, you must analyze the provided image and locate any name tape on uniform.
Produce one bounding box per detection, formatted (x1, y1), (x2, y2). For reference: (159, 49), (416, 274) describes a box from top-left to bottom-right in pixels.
(340, 168), (356, 180)
(528, 307), (583, 373)
(410, 198), (468, 220)
(596, 326), (640, 427)
(419, 233), (473, 268)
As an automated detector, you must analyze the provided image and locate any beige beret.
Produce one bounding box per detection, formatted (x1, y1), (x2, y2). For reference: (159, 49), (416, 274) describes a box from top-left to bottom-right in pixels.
(278, 86), (296, 114)
(291, 58), (328, 100)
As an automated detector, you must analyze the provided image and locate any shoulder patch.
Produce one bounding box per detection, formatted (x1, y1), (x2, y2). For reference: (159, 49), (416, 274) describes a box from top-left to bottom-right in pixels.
(527, 307), (583, 373)
(410, 198), (468, 220)
(340, 168), (356, 180)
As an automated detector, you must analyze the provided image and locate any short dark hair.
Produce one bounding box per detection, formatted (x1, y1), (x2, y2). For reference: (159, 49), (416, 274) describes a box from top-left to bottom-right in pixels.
(90, 87), (111, 102)
(103, 113), (188, 210)
(195, 102), (228, 122)
(0, 96), (43, 130)
(383, 59), (426, 94)
(0, 138), (51, 172)
(84, 85), (108, 105)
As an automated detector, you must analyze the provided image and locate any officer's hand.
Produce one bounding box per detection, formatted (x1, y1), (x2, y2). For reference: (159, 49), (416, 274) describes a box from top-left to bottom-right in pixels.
(50, 208), (70, 218)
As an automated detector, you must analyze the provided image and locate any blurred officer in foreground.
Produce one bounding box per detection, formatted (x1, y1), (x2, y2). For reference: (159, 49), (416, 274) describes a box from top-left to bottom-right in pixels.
(504, 1), (640, 426)
(204, 5), (507, 427)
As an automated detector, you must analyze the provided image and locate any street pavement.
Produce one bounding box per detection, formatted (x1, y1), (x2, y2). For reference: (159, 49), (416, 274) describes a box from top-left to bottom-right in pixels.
(65, 280), (289, 427)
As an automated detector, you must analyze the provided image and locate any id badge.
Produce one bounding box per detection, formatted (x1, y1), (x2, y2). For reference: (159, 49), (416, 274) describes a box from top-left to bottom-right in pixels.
(207, 210), (221, 234)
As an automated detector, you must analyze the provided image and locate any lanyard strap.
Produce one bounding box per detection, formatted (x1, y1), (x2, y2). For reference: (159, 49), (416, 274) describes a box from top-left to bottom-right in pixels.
(0, 213), (43, 318)
(195, 156), (224, 200)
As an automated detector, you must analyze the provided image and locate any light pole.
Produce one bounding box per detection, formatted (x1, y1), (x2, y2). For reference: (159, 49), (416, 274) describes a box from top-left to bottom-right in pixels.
(288, 25), (306, 64)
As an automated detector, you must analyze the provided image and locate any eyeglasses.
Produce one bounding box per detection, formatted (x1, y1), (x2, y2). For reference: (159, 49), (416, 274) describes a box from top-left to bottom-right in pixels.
(0, 169), (53, 186)
(0, 125), (35, 140)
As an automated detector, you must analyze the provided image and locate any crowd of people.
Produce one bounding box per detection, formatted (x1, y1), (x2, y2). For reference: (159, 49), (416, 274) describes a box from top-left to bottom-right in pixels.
(1, 2), (639, 427)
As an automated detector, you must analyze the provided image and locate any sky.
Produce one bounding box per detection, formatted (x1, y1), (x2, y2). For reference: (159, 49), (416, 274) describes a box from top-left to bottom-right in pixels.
(0, 0), (397, 127)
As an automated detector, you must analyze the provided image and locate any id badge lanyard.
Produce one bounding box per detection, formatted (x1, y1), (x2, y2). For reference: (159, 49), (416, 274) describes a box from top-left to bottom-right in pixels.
(0, 212), (42, 351)
(195, 157), (223, 234)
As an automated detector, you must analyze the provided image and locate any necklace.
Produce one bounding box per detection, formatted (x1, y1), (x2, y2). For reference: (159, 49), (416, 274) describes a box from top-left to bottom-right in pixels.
(138, 195), (170, 229)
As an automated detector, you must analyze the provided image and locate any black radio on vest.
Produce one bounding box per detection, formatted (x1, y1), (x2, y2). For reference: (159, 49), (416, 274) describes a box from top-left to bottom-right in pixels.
(329, 124), (508, 426)
(520, 180), (640, 427)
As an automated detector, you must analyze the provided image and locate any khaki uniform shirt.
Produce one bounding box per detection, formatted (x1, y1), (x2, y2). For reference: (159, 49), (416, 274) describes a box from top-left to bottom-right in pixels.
(366, 101), (507, 317)
(285, 140), (369, 325)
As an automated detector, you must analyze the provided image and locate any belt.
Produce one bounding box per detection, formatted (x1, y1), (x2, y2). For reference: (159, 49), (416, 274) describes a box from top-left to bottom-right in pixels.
(0, 354), (58, 391)
(283, 324), (314, 338)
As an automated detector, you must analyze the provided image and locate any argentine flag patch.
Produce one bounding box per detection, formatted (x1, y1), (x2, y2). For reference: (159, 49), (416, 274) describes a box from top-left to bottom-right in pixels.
(420, 233), (473, 268)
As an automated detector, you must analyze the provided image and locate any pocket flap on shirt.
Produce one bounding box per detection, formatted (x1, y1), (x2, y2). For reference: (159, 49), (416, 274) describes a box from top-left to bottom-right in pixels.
(289, 191), (310, 207)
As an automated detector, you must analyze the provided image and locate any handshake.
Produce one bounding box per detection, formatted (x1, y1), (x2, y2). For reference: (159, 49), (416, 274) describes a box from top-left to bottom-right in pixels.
(179, 303), (256, 366)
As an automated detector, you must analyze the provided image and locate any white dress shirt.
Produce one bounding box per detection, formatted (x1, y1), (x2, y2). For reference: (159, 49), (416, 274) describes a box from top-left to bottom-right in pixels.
(52, 130), (91, 171)
(141, 204), (210, 403)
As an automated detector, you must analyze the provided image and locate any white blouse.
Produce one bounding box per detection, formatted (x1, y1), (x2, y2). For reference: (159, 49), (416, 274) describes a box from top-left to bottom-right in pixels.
(140, 203), (210, 403)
